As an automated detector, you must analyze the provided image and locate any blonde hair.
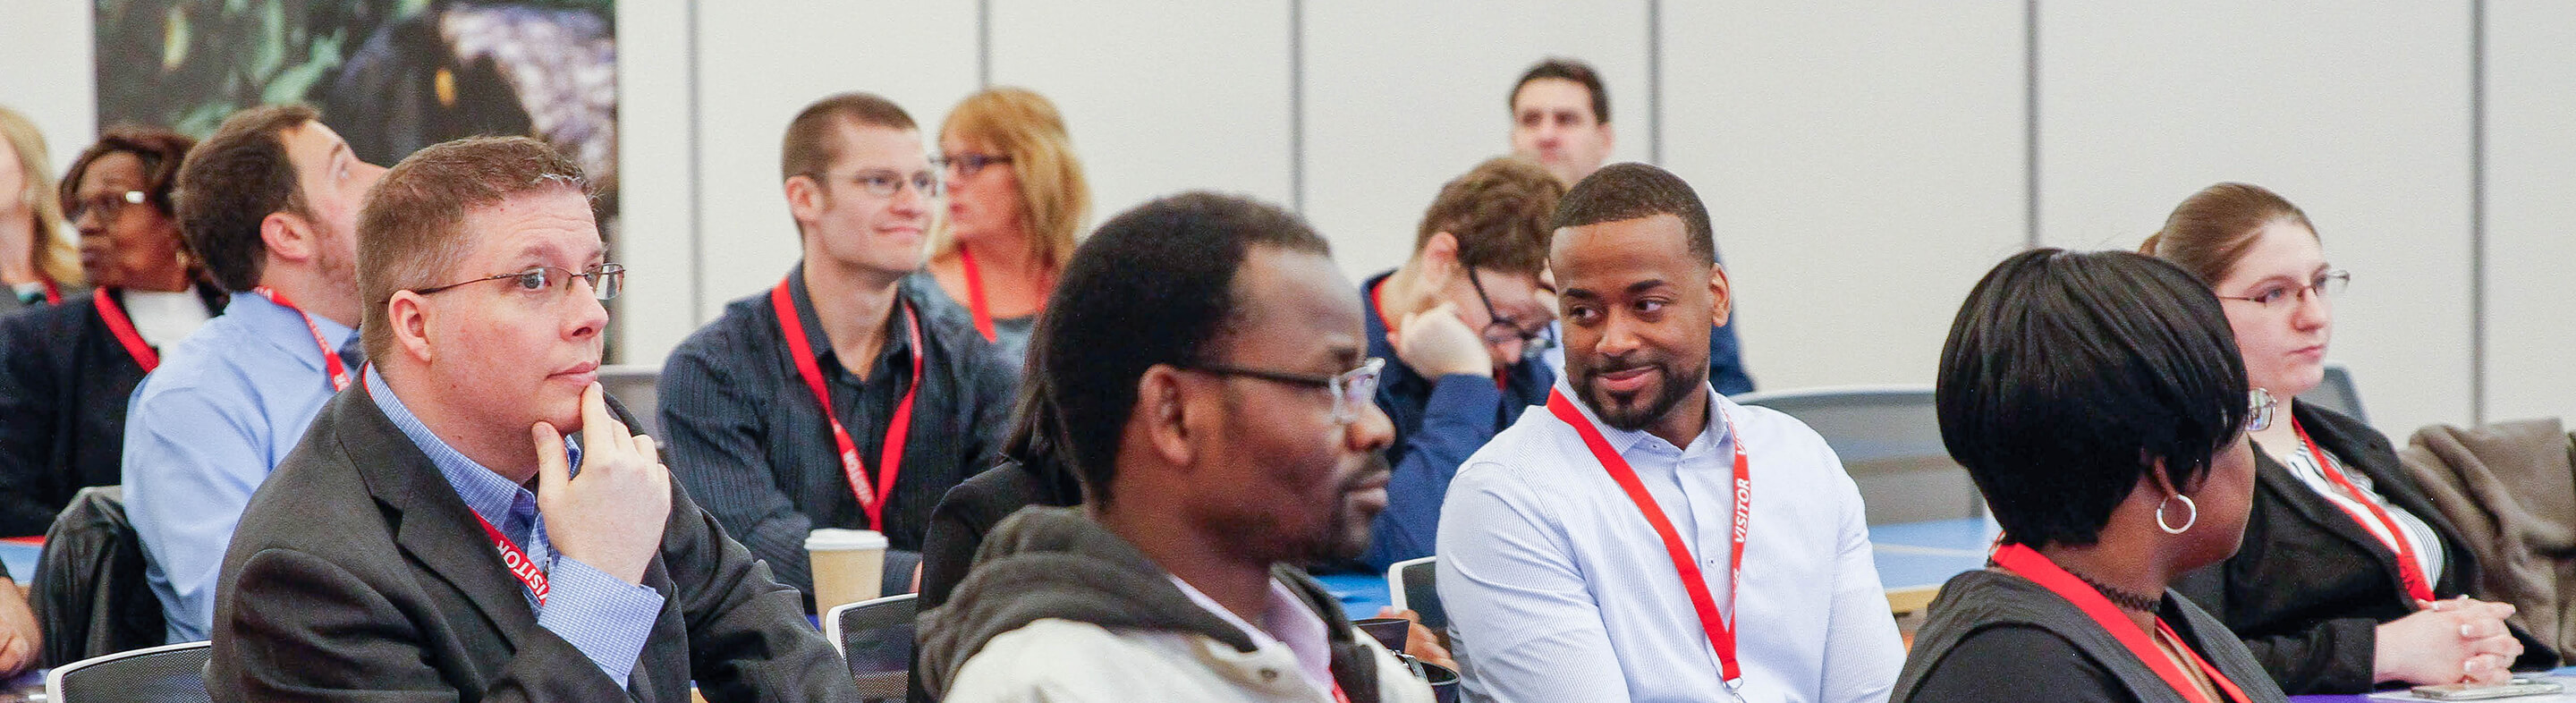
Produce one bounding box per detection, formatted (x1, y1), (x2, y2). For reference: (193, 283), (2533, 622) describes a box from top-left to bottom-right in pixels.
(937, 87), (1089, 270)
(0, 106), (82, 288)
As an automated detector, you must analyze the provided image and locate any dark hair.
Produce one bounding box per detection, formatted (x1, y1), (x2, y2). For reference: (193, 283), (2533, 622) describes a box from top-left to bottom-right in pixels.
(2139, 182), (2317, 286)
(1936, 249), (2249, 548)
(1029, 191), (1329, 504)
(176, 105), (320, 292)
(359, 137), (589, 361)
(62, 126), (195, 221)
(1513, 57), (1609, 124)
(781, 92), (918, 182)
(1550, 162), (1715, 265)
(1418, 157), (1564, 275)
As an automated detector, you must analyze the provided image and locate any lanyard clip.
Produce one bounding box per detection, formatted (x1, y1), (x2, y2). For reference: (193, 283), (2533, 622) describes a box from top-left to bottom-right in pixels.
(1724, 678), (1747, 703)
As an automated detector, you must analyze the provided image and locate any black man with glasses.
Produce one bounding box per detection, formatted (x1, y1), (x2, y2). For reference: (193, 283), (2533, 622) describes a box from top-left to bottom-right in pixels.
(919, 191), (1432, 701)
(210, 136), (853, 701)
(1346, 157), (1565, 572)
(657, 93), (1016, 606)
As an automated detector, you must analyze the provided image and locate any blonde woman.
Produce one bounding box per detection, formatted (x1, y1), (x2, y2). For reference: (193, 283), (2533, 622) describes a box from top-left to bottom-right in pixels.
(921, 87), (1089, 369)
(0, 106), (82, 312)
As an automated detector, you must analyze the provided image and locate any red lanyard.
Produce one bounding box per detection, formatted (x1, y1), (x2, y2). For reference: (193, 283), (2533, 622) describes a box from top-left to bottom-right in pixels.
(957, 248), (997, 343)
(770, 278), (924, 530)
(92, 288), (159, 372)
(1992, 544), (2251, 703)
(251, 286), (351, 392)
(2293, 419), (2436, 603)
(39, 278), (61, 306)
(1546, 388), (1749, 687)
(470, 511), (550, 606)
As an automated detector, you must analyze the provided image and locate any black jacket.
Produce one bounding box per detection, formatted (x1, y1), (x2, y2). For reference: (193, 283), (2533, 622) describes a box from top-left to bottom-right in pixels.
(2175, 402), (2558, 693)
(208, 383), (856, 702)
(917, 458), (1083, 612)
(917, 507), (1397, 701)
(1897, 569), (2289, 703)
(0, 286), (225, 536)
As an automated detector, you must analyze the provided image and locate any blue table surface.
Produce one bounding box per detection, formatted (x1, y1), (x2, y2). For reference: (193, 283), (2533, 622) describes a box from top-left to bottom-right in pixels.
(0, 542), (34, 584)
(2289, 671), (2576, 702)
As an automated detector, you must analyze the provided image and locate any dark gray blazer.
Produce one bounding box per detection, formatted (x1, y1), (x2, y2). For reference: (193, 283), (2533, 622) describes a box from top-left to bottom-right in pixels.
(208, 382), (857, 702)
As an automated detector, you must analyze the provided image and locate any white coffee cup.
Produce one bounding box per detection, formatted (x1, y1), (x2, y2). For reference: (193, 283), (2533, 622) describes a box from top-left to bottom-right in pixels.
(805, 528), (888, 611)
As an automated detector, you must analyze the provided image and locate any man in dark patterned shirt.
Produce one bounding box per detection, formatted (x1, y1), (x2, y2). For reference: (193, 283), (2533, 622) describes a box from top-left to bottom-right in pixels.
(658, 93), (1016, 605)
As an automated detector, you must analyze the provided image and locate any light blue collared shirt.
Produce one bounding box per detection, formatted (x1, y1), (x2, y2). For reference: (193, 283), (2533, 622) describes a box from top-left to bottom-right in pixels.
(365, 368), (666, 690)
(1436, 379), (1903, 703)
(126, 293), (355, 643)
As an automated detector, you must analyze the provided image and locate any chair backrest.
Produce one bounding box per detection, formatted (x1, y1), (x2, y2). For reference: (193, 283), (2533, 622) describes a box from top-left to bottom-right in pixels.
(30, 485), (166, 668)
(1728, 385), (1980, 524)
(825, 593), (916, 700)
(598, 364), (663, 436)
(2305, 361), (2367, 424)
(1386, 555), (1444, 631)
(47, 640), (212, 703)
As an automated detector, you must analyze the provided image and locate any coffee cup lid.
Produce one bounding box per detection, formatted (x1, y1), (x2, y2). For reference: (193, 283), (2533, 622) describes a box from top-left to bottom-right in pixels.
(806, 528), (887, 550)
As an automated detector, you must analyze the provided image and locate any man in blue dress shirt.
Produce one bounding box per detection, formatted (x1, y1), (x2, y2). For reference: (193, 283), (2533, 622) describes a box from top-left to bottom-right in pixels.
(1437, 164), (1898, 702)
(124, 105), (385, 642)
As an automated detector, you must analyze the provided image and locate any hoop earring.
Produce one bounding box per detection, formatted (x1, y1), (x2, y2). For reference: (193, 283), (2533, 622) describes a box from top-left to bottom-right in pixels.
(2157, 494), (2198, 535)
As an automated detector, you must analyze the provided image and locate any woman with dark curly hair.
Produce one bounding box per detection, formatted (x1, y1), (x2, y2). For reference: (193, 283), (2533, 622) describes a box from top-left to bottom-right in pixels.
(0, 127), (222, 537)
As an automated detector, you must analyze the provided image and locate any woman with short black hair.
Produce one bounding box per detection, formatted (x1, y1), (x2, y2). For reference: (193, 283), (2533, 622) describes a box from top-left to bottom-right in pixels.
(1894, 248), (2286, 703)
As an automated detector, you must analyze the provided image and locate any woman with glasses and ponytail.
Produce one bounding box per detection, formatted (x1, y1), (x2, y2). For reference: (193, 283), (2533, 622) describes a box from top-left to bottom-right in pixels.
(2145, 182), (2554, 694)
(1895, 248), (2284, 702)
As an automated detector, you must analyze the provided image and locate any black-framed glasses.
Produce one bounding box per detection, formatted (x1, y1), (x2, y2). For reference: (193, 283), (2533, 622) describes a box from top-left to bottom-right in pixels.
(66, 190), (148, 224)
(1467, 270), (1555, 357)
(2217, 269), (2350, 310)
(1177, 357), (1385, 424)
(810, 168), (941, 199)
(411, 264), (625, 301)
(2247, 387), (2278, 432)
(936, 152), (1013, 179)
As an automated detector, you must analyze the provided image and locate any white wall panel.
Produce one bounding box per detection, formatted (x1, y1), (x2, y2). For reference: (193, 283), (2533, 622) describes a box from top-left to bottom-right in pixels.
(2038, 2), (2475, 437)
(1301, 1), (1651, 279)
(2480, 1), (2576, 424)
(988, 0), (1292, 230)
(691, 1), (979, 324)
(1662, 1), (2028, 391)
(0, 0), (97, 175)
(612, 1), (694, 364)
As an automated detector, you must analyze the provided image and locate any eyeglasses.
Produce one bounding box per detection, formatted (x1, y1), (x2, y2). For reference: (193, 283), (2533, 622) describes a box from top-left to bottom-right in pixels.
(2217, 269), (2350, 309)
(411, 264), (626, 301)
(66, 190), (148, 224)
(1467, 270), (1555, 357)
(936, 153), (1013, 179)
(1178, 357), (1385, 425)
(811, 168), (941, 199)
(2246, 387), (2277, 432)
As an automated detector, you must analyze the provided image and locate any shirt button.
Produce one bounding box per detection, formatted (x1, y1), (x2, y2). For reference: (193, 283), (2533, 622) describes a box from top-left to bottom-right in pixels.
(1259, 669), (1279, 682)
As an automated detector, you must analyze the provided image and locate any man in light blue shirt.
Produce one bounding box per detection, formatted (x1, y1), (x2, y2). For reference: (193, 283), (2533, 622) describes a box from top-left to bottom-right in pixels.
(1437, 164), (1900, 702)
(124, 105), (384, 641)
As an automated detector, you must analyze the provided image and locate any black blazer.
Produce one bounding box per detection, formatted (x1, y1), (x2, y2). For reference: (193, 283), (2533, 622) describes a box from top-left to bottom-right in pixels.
(1897, 570), (2288, 702)
(0, 287), (225, 537)
(2175, 402), (2557, 693)
(208, 382), (857, 702)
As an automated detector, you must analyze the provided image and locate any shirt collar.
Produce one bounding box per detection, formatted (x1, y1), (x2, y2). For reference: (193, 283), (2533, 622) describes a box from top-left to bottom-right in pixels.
(784, 262), (919, 370)
(364, 367), (578, 534)
(1550, 374), (1731, 460)
(227, 292), (359, 370)
(1167, 574), (1336, 692)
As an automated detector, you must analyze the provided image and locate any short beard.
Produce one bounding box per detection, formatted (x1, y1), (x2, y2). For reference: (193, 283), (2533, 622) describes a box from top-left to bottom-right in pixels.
(1579, 358), (1706, 432)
